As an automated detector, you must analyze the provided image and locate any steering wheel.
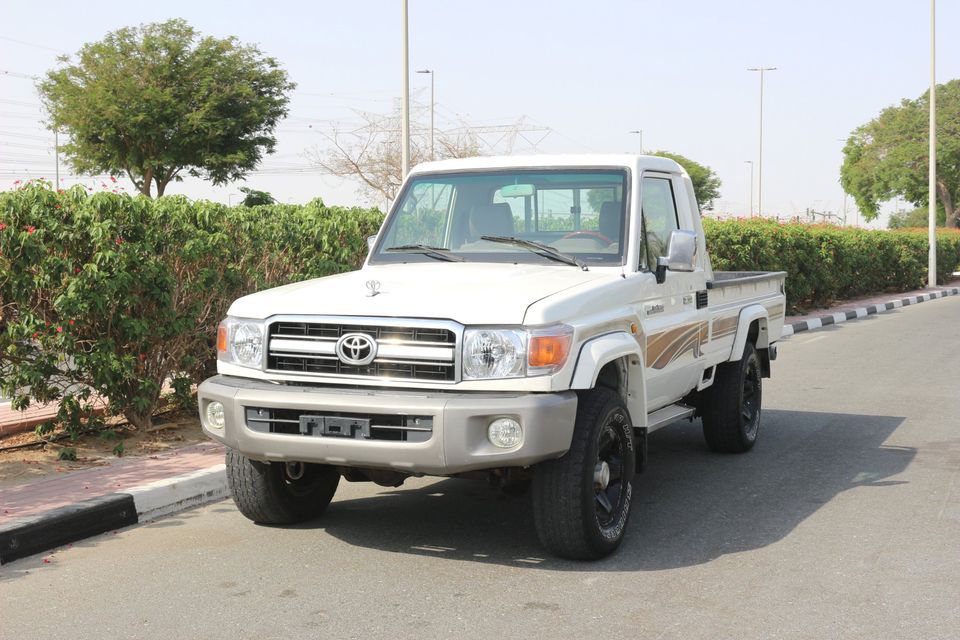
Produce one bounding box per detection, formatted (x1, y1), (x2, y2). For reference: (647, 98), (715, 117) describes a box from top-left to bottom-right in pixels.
(560, 230), (613, 246)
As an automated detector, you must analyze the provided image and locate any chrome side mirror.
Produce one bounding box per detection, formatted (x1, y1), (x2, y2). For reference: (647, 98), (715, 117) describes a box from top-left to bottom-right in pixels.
(655, 229), (697, 284)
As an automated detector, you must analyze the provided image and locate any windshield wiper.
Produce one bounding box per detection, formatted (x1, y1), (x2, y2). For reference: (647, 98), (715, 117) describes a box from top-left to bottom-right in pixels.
(480, 236), (588, 271)
(385, 244), (464, 262)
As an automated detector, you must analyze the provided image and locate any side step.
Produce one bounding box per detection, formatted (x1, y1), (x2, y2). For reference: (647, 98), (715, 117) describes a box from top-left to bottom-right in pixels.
(646, 403), (696, 432)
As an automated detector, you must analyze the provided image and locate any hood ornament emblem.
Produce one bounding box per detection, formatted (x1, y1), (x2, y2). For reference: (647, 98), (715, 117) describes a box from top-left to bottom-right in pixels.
(366, 279), (381, 297)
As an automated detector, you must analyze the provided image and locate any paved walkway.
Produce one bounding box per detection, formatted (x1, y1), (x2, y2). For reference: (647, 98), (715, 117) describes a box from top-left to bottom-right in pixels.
(0, 401), (60, 437)
(0, 442), (224, 524)
(785, 277), (960, 324)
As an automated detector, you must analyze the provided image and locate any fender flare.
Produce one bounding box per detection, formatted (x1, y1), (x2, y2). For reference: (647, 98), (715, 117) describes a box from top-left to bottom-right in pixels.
(728, 304), (770, 362)
(570, 332), (641, 389)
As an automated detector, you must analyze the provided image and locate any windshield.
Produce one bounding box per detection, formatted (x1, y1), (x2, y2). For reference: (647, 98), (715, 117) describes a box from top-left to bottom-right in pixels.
(370, 169), (629, 266)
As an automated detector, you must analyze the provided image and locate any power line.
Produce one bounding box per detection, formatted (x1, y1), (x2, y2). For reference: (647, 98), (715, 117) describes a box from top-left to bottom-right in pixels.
(0, 36), (68, 54)
(0, 69), (39, 81)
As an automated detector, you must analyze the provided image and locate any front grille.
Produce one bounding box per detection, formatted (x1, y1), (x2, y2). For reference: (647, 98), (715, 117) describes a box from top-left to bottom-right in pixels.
(244, 407), (433, 443)
(266, 320), (458, 382)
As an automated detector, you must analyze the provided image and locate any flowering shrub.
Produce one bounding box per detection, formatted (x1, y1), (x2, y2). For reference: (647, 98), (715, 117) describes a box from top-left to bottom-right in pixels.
(0, 183), (382, 433)
(703, 218), (960, 312)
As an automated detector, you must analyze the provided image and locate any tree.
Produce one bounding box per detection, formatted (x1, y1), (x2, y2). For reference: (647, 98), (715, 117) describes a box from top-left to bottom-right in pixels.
(841, 80), (960, 228)
(888, 205), (946, 229)
(307, 104), (480, 204)
(238, 187), (276, 207)
(40, 19), (295, 197)
(649, 151), (722, 210)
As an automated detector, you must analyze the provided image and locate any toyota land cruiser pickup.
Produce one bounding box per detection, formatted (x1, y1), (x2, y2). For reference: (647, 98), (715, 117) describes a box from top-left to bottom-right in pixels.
(198, 154), (786, 560)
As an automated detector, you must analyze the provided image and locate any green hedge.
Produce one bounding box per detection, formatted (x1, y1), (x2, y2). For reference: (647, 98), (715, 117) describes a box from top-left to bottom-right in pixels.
(2, 183), (958, 433)
(703, 218), (960, 313)
(0, 184), (382, 432)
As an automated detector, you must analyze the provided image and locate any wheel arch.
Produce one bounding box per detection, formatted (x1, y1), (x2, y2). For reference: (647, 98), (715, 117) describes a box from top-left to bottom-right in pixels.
(728, 304), (770, 363)
(569, 332), (646, 425)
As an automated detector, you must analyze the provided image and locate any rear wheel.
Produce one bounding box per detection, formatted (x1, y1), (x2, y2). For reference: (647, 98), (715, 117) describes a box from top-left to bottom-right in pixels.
(701, 343), (762, 453)
(226, 450), (340, 524)
(532, 387), (636, 560)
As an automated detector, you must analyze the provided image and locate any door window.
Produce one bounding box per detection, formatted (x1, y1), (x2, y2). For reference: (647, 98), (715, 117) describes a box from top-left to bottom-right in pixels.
(640, 177), (679, 268)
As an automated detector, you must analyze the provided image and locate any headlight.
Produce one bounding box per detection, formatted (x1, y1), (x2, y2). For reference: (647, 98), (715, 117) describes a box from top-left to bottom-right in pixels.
(462, 329), (526, 379)
(462, 324), (573, 379)
(217, 317), (264, 368)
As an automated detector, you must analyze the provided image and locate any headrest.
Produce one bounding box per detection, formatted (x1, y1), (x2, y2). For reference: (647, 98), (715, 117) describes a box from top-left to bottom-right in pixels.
(470, 203), (515, 237)
(599, 201), (622, 240)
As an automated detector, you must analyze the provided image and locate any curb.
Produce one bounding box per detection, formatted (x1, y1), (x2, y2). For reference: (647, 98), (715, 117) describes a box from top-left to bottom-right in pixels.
(781, 287), (959, 337)
(0, 464), (227, 565)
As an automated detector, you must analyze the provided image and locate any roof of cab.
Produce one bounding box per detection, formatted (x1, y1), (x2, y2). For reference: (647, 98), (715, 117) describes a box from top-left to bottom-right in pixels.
(408, 153), (685, 177)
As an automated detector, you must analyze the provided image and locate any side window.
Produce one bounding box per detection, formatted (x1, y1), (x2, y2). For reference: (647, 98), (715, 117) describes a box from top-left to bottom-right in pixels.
(640, 176), (679, 267)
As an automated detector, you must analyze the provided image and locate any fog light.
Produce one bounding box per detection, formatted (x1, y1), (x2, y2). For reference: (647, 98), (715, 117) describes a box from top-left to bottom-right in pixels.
(487, 418), (523, 448)
(206, 401), (225, 429)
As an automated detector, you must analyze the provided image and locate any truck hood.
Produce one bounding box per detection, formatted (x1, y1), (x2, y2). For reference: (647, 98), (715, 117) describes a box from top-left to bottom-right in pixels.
(228, 262), (615, 325)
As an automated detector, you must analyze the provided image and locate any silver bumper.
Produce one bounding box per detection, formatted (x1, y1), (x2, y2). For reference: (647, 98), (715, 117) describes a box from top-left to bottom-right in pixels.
(198, 375), (577, 475)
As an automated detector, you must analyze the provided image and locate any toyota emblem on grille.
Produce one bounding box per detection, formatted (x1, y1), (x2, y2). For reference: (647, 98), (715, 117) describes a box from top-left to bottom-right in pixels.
(335, 333), (378, 366)
(366, 280), (381, 297)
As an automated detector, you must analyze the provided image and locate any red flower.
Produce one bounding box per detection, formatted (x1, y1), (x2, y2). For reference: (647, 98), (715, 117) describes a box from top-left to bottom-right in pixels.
(54, 204), (61, 209)
(25, 225), (36, 234)
(74, 267), (81, 273)
(68, 319), (75, 326)
(32, 332), (39, 338)
(115, 237), (123, 245)
(0, 223), (6, 231)
(110, 176), (117, 183)
(56, 326), (63, 333)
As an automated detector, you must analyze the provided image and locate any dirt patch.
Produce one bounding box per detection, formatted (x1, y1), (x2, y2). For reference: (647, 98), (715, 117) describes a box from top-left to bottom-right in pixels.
(0, 408), (207, 489)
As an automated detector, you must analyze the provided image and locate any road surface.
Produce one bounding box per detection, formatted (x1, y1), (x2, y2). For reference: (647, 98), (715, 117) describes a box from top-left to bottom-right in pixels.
(2, 297), (958, 639)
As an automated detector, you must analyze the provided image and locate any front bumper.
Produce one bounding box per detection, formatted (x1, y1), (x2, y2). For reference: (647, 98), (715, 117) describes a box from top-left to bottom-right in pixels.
(198, 375), (577, 475)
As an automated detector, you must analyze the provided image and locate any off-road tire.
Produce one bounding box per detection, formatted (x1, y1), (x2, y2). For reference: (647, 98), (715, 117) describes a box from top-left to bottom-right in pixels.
(226, 450), (340, 524)
(532, 387), (636, 560)
(701, 342), (762, 453)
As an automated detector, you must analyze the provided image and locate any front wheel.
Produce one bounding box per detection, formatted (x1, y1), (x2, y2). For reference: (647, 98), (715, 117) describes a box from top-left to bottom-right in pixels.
(532, 387), (636, 560)
(226, 450), (340, 524)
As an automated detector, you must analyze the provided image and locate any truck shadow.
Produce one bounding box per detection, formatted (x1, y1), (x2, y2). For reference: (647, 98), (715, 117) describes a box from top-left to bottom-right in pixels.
(309, 409), (912, 571)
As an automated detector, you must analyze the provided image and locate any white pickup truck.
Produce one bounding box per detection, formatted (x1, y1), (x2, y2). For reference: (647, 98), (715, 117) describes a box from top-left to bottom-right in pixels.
(199, 155), (786, 560)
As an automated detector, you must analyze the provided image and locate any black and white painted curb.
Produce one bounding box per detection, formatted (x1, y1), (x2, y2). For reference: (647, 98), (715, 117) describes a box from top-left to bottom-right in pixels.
(782, 287), (960, 337)
(0, 464), (227, 565)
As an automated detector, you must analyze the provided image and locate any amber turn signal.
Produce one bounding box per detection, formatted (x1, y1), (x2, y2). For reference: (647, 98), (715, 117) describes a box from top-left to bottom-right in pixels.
(217, 324), (228, 353)
(528, 334), (572, 368)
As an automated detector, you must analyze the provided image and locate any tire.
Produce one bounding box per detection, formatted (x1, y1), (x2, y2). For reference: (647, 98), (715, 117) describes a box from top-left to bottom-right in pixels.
(226, 450), (340, 524)
(701, 342), (762, 453)
(532, 387), (636, 560)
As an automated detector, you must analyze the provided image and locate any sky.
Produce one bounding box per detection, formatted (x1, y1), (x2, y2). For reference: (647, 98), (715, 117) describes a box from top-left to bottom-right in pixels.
(2, 0), (957, 228)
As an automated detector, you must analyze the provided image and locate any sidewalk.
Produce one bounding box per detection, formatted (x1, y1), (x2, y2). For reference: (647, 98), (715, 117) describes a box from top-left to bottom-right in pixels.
(783, 278), (960, 336)
(1, 442), (227, 564)
(0, 401), (60, 437)
(2, 279), (959, 565)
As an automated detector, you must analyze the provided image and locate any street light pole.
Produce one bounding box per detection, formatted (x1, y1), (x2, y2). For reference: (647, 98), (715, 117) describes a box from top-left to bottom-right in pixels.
(628, 130), (643, 154)
(928, 0), (937, 287)
(416, 69), (434, 160)
(401, 0), (410, 178)
(748, 66), (776, 217)
(744, 160), (754, 217)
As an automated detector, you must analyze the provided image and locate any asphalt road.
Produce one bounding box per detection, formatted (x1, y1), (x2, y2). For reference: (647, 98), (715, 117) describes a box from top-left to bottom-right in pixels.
(2, 297), (958, 640)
